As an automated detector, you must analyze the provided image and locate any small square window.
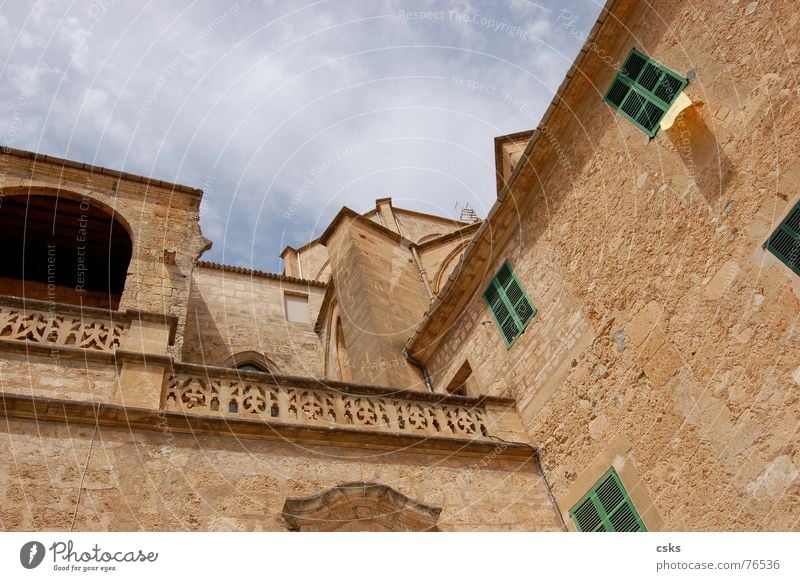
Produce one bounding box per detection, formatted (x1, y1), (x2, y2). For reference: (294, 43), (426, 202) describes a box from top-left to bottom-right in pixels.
(284, 293), (309, 323)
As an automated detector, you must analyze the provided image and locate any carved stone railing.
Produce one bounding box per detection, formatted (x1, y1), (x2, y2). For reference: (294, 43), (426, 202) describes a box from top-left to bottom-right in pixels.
(0, 295), (126, 352)
(162, 366), (506, 442)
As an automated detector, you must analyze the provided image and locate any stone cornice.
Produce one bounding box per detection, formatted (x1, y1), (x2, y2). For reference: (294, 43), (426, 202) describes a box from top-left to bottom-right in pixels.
(0, 145), (203, 196)
(318, 206), (404, 246)
(0, 392), (536, 461)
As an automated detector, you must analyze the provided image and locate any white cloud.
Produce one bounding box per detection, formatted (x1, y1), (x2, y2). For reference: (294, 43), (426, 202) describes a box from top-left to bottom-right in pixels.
(0, 0), (603, 271)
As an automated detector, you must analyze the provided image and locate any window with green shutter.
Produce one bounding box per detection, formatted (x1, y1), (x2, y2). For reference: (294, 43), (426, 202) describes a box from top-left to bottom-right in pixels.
(604, 48), (688, 137)
(765, 201), (800, 276)
(482, 261), (536, 347)
(569, 468), (647, 532)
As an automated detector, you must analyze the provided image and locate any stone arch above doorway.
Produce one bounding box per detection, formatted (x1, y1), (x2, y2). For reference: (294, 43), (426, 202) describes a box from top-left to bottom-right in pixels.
(282, 482), (441, 531)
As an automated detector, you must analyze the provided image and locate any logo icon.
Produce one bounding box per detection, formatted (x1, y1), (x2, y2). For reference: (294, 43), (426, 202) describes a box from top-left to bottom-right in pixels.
(20, 541), (46, 569)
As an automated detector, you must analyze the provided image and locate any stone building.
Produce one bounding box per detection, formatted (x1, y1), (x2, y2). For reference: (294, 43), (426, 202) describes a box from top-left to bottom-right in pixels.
(1, 0), (798, 531)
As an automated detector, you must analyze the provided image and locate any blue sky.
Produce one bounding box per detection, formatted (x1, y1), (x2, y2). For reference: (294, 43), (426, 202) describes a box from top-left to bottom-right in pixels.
(0, 0), (603, 272)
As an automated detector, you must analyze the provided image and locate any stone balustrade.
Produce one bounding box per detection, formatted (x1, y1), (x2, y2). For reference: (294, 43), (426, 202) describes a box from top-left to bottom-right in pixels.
(0, 295), (127, 352)
(162, 365), (528, 443)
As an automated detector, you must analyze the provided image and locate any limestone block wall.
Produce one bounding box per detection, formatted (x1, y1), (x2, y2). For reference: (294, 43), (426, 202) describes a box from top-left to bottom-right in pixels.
(394, 209), (466, 243)
(0, 353), (119, 404)
(0, 150), (209, 358)
(324, 218), (430, 388)
(0, 417), (564, 532)
(418, 0), (800, 530)
(181, 265), (325, 376)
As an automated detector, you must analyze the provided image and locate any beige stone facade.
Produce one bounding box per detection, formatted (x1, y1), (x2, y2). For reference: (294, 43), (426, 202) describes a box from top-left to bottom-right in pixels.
(1, 0), (798, 531)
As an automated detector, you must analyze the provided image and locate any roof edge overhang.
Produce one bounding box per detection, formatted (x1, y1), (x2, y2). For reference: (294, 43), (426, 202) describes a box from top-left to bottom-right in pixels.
(405, 0), (629, 359)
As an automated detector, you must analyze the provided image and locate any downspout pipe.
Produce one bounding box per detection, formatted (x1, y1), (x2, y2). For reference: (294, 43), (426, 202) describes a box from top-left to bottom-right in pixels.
(404, 348), (433, 392)
(535, 446), (568, 531)
(409, 243), (434, 300)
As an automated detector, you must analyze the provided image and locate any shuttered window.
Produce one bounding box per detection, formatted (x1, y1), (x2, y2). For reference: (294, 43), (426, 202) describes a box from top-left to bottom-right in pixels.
(604, 48), (688, 137)
(482, 261), (536, 347)
(766, 201), (800, 276)
(569, 468), (646, 532)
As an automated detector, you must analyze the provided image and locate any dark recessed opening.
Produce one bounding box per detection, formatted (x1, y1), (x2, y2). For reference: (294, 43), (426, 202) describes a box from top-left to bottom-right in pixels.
(0, 194), (132, 309)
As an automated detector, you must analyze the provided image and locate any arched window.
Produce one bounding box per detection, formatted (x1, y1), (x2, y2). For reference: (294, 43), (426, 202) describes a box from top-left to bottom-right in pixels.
(223, 351), (279, 374)
(236, 363), (265, 373)
(0, 193), (132, 310)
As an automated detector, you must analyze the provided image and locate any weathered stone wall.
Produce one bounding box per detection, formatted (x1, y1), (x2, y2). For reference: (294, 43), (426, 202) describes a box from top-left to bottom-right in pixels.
(325, 218), (432, 389)
(419, 0), (800, 530)
(182, 266), (325, 376)
(0, 417), (563, 532)
(395, 209), (465, 243)
(0, 352), (119, 404)
(0, 150), (209, 358)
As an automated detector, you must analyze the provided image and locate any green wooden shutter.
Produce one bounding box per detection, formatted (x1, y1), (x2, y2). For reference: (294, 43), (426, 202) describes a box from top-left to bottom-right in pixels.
(766, 201), (800, 276)
(482, 261), (537, 347)
(569, 468), (647, 532)
(604, 48), (688, 137)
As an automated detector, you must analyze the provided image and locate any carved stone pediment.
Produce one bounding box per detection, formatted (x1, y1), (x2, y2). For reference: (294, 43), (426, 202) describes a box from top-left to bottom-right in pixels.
(282, 482), (441, 532)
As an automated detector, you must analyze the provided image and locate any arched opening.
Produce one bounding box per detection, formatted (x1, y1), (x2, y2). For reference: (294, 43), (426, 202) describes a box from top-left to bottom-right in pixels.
(223, 351), (279, 374)
(335, 317), (352, 382)
(314, 259), (331, 283)
(433, 240), (470, 295)
(0, 193), (132, 310)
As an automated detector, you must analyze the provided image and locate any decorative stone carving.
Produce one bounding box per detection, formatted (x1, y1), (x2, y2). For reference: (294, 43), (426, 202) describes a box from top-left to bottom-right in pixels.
(282, 482), (441, 531)
(0, 305), (125, 352)
(162, 371), (491, 441)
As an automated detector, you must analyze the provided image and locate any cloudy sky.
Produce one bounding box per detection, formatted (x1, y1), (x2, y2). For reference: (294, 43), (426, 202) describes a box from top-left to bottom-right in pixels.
(0, 0), (602, 272)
